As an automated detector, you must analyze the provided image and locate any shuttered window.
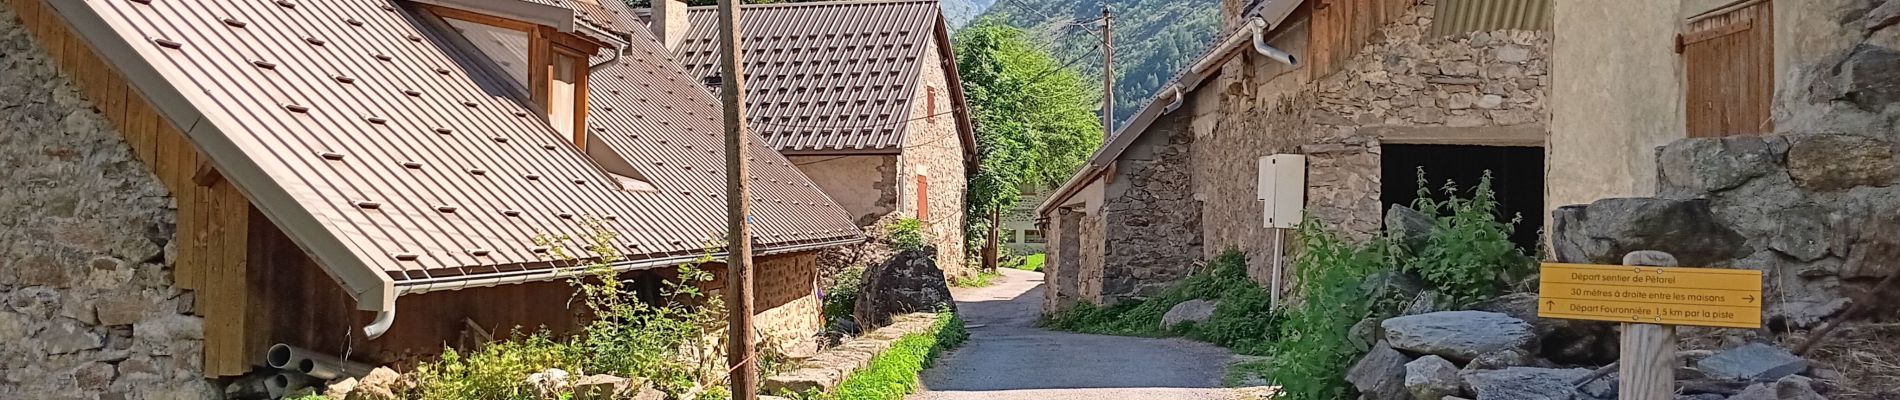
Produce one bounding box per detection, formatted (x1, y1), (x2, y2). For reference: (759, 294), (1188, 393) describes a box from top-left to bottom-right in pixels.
(916, 175), (929, 220)
(1683, 1), (1774, 138)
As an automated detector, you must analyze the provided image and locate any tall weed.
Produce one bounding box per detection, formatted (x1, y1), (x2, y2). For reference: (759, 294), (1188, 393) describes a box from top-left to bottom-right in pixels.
(1404, 170), (1533, 306)
(1267, 217), (1386, 400)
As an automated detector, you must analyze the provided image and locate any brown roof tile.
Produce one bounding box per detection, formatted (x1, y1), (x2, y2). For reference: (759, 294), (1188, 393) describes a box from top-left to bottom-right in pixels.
(74, 0), (860, 297)
(671, 0), (943, 154)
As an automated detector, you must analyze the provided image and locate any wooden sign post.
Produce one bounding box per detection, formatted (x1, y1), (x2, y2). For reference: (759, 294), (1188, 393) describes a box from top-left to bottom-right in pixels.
(1538, 251), (1765, 400)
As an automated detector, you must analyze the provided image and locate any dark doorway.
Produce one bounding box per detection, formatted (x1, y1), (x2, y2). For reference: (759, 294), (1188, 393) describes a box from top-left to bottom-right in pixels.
(1381, 144), (1545, 252)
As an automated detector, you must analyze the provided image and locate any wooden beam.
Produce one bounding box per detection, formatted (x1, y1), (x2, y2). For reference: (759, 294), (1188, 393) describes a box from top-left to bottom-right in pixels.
(1365, 124), (1548, 147)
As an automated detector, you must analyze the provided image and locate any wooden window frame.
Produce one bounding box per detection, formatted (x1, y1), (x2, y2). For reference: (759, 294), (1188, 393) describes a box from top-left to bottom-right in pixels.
(420, 4), (601, 148)
(926, 86), (938, 123)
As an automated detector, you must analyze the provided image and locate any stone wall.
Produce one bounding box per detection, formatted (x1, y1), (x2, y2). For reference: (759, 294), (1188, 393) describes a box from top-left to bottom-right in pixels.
(1044, 208), (1085, 313)
(898, 38), (970, 279)
(1099, 108), (1203, 303)
(1196, 0), (1551, 284)
(0, 3), (217, 398)
(705, 252), (826, 357)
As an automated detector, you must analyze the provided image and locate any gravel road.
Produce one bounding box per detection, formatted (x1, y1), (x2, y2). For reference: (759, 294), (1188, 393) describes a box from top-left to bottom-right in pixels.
(907, 268), (1242, 400)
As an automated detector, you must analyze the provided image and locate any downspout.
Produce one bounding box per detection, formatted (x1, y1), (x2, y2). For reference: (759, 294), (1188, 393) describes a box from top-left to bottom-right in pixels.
(1250, 17), (1298, 67)
(579, 23), (628, 72)
(363, 310), (396, 339)
(1162, 85), (1185, 114)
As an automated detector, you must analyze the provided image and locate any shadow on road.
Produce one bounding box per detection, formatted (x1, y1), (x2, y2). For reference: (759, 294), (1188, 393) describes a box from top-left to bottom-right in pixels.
(909, 269), (1239, 400)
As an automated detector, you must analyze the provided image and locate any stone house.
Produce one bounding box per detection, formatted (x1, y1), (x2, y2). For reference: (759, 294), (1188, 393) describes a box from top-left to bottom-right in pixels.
(1040, 0), (1555, 311)
(0, 0), (864, 397)
(1546, 0), (1900, 329)
(1000, 189), (1050, 255)
(654, 0), (979, 277)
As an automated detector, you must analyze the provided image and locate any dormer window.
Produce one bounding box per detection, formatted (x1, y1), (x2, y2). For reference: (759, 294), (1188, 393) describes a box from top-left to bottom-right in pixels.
(420, 4), (598, 149)
(416, 3), (655, 191)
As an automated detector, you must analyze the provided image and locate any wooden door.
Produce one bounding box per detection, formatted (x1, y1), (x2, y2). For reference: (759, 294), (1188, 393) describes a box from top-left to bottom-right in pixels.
(1683, 1), (1774, 138)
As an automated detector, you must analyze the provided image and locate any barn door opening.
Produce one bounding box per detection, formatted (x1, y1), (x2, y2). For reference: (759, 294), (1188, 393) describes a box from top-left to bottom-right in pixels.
(1381, 144), (1546, 252)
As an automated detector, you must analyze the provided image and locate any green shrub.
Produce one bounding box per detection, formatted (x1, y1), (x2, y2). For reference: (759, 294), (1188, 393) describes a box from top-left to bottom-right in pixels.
(1043, 250), (1279, 355)
(887, 218), (929, 252)
(1404, 170), (1534, 307)
(1266, 218), (1387, 400)
(407, 219), (733, 399)
(950, 270), (1003, 288)
(786, 312), (969, 400)
(824, 264), (866, 325)
(1008, 253), (1045, 271)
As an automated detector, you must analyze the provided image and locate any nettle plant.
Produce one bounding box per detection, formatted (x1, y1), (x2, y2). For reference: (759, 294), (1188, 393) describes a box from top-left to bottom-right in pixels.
(1403, 169), (1532, 306)
(886, 218), (930, 252)
(408, 218), (737, 399)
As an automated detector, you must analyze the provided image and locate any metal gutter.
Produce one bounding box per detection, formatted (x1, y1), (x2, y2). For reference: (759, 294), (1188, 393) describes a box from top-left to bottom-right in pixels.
(409, 0), (577, 31)
(393, 236), (866, 294)
(48, 0), (399, 316)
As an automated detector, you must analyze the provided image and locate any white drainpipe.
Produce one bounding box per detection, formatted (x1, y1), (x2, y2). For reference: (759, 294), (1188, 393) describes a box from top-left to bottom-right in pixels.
(1251, 18), (1299, 66)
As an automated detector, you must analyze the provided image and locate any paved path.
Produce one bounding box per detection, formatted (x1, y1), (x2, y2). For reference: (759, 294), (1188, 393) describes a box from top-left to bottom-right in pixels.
(908, 268), (1241, 400)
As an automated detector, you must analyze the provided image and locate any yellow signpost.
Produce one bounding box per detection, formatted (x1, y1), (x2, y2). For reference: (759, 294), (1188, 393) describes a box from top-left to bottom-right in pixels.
(1538, 263), (1764, 329)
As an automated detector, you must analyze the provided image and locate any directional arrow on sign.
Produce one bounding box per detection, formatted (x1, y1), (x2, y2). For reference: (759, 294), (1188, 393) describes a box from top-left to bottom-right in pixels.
(1544, 300), (1554, 311)
(1743, 295), (1756, 303)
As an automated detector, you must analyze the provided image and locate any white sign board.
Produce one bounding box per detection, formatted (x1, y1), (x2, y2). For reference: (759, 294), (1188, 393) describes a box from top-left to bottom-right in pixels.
(1257, 154), (1306, 229)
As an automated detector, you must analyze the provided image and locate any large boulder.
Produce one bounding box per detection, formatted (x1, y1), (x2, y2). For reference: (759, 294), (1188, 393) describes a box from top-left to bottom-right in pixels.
(1696, 343), (1809, 381)
(1787, 134), (1897, 191)
(1459, 367), (1590, 400)
(1160, 299), (1218, 331)
(1382, 311), (1536, 363)
(1657, 136), (1785, 195)
(1347, 342), (1414, 400)
(1470, 293), (1619, 365)
(1549, 198), (1750, 267)
(1405, 355), (1462, 400)
(853, 249), (955, 328)
(1386, 204), (1439, 252)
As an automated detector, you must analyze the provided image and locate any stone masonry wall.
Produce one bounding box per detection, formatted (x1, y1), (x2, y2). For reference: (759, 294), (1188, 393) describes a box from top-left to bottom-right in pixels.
(898, 38), (970, 279)
(0, 4), (218, 398)
(1197, 0), (1550, 285)
(1099, 108), (1203, 303)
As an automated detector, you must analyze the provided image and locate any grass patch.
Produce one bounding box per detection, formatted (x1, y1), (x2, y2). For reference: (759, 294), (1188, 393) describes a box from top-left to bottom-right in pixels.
(787, 312), (970, 400)
(1006, 253), (1044, 271)
(950, 270), (1004, 288)
(1223, 357), (1275, 387)
(1043, 250), (1279, 355)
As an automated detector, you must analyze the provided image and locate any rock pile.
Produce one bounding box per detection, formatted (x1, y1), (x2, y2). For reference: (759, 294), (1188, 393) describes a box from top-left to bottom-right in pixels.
(1345, 309), (1841, 400)
(853, 249), (955, 329)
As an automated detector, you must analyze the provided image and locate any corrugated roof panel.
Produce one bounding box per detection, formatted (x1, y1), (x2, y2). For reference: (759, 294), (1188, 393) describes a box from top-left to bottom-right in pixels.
(80, 0), (861, 291)
(671, 0), (938, 154)
(1428, 0), (1552, 36)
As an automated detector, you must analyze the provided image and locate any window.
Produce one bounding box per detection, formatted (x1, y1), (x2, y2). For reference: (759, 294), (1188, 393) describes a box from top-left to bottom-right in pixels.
(1024, 229), (1046, 244)
(916, 175), (929, 220)
(926, 86), (938, 123)
(424, 5), (600, 147)
(1682, 1), (1773, 138)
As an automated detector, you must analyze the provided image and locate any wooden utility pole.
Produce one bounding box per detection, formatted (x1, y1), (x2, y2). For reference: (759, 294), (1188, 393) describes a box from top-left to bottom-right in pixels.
(1618, 250), (1679, 400)
(714, 0), (757, 398)
(1100, 1), (1114, 137)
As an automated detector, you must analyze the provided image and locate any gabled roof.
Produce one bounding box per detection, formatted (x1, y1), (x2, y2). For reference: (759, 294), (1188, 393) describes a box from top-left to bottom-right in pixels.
(53, 0), (861, 312)
(669, 0), (974, 155)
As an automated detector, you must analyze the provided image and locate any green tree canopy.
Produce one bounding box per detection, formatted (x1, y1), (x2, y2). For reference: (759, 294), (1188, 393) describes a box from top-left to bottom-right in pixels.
(955, 22), (1103, 223)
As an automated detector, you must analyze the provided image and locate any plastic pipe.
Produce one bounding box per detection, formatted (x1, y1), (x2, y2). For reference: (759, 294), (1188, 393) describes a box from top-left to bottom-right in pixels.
(267, 344), (374, 380)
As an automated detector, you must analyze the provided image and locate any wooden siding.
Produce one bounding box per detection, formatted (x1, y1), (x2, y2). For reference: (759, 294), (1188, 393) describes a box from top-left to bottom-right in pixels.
(7, 0), (258, 377)
(1308, 0), (1416, 76)
(1683, 1), (1773, 138)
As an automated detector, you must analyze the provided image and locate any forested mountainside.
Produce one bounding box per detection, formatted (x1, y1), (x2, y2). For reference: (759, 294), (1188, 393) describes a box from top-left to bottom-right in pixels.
(975, 0), (1221, 129)
(944, 0), (999, 30)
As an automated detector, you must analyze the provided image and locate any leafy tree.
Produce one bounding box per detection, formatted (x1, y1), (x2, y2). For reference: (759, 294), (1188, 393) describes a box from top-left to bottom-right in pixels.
(953, 22), (1103, 249)
(978, 0), (1220, 128)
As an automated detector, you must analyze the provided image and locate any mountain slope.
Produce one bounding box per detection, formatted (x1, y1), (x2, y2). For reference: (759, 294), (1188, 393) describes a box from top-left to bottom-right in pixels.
(944, 0), (999, 30)
(974, 0), (1222, 128)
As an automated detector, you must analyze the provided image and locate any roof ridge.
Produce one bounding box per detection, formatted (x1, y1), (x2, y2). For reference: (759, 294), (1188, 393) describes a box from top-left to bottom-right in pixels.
(685, 0), (939, 12)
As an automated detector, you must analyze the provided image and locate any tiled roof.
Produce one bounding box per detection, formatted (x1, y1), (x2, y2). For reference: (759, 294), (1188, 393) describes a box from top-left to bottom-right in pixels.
(70, 0), (861, 298)
(671, 0), (945, 154)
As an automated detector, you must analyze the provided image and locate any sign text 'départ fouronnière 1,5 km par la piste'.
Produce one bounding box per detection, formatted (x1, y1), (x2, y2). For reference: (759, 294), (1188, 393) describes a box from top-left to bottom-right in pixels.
(1537, 263), (1764, 329)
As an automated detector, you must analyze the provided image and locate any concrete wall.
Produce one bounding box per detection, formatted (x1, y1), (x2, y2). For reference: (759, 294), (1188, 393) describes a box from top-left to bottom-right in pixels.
(0, 4), (216, 397)
(1545, 0), (1687, 221)
(789, 155), (900, 227)
(897, 37), (970, 278)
